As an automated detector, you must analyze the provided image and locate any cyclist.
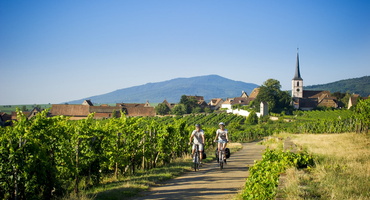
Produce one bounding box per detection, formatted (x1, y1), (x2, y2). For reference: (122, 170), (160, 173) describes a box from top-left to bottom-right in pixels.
(189, 124), (205, 164)
(214, 122), (229, 162)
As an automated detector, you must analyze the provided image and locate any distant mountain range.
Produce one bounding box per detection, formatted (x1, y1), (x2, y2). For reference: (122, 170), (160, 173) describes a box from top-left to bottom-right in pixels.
(67, 75), (259, 104)
(304, 75), (369, 97)
(67, 75), (370, 105)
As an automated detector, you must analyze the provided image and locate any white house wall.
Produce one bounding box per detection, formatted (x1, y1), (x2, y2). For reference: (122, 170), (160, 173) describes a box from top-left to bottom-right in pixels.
(226, 109), (262, 118)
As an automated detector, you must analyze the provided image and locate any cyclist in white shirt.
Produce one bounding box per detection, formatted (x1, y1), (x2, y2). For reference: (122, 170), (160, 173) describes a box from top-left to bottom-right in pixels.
(214, 122), (229, 161)
(189, 124), (205, 163)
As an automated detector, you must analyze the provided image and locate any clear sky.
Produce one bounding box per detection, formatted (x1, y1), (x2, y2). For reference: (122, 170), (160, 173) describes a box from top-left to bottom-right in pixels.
(1, 0), (369, 105)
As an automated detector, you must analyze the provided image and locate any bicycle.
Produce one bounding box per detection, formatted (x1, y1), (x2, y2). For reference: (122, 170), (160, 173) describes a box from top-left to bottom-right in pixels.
(192, 143), (201, 171)
(215, 140), (228, 170)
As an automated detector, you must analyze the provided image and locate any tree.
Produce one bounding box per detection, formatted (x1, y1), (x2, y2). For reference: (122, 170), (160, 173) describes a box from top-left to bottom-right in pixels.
(111, 110), (118, 118)
(179, 95), (199, 114)
(204, 107), (213, 113)
(250, 79), (292, 114)
(155, 103), (171, 115)
(21, 105), (28, 111)
(331, 92), (350, 108)
(171, 104), (187, 115)
(246, 111), (258, 125)
(192, 107), (202, 114)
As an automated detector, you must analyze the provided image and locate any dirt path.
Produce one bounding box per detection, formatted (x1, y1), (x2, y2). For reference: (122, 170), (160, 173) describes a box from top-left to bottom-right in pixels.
(131, 141), (266, 200)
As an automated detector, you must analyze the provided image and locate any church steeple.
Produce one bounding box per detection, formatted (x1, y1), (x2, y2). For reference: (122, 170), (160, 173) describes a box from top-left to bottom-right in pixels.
(293, 51), (302, 80)
(292, 49), (303, 98)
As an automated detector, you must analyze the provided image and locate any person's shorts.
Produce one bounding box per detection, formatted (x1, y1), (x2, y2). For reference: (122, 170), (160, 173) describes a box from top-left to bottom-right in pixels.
(192, 143), (204, 151)
(217, 140), (228, 144)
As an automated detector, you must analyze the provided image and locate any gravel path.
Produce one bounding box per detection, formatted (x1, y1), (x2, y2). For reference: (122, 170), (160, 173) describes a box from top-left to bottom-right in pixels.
(131, 141), (266, 200)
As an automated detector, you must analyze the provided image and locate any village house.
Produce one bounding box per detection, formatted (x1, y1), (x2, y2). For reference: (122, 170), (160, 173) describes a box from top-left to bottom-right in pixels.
(197, 99), (209, 109)
(208, 98), (224, 110)
(116, 101), (156, 117)
(221, 90), (256, 110)
(11, 107), (43, 120)
(161, 99), (176, 110)
(50, 104), (121, 120)
(0, 112), (12, 126)
(221, 98), (233, 110)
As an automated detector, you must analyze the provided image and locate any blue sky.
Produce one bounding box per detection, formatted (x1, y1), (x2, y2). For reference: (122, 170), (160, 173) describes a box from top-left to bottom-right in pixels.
(1, 0), (369, 105)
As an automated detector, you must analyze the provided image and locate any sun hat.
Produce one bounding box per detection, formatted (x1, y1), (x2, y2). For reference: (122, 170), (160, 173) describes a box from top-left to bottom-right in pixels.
(219, 122), (225, 126)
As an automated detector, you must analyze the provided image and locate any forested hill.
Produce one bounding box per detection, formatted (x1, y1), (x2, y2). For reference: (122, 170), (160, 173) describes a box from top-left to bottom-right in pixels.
(67, 75), (259, 104)
(304, 76), (370, 97)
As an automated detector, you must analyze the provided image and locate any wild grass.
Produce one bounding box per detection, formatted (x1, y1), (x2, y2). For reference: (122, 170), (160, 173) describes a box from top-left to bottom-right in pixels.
(65, 143), (242, 200)
(281, 133), (370, 199)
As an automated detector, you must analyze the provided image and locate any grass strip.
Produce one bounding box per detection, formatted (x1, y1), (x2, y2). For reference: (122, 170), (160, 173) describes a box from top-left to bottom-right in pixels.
(283, 133), (370, 199)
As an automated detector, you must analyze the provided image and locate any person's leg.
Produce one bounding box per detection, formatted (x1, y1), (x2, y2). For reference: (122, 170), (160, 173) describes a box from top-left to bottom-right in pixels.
(199, 144), (203, 160)
(192, 144), (195, 159)
(223, 142), (227, 151)
(217, 142), (222, 153)
(222, 142), (227, 162)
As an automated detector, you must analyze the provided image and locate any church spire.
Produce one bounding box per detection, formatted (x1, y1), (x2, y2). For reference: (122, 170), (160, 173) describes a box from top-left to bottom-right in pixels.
(293, 49), (302, 80)
(291, 49), (303, 98)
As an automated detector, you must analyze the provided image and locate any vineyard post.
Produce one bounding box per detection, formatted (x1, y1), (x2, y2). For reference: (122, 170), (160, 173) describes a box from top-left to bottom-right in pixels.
(74, 137), (81, 195)
(115, 132), (122, 179)
(142, 136), (146, 170)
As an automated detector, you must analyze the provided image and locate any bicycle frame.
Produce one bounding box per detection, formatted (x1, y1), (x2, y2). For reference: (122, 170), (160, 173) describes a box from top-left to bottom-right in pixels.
(216, 140), (227, 170)
(193, 143), (200, 171)
(218, 146), (224, 170)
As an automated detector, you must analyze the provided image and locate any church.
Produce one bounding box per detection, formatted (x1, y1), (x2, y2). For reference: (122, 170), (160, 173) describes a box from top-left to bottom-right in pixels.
(291, 52), (338, 110)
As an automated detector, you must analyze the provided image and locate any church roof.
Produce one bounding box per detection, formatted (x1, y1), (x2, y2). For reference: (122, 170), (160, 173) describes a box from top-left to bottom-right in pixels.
(292, 52), (303, 80)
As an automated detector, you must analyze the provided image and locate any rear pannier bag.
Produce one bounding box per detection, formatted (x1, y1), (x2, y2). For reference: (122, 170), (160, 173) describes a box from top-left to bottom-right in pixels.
(225, 148), (230, 158)
(215, 148), (231, 158)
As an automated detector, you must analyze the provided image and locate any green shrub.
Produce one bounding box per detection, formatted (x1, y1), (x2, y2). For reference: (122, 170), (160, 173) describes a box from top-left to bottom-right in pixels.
(242, 149), (314, 200)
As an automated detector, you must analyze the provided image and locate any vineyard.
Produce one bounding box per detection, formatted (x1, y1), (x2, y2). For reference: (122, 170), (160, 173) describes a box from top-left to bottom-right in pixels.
(0, 99), (368, 199)
(0, 110), (263, 199)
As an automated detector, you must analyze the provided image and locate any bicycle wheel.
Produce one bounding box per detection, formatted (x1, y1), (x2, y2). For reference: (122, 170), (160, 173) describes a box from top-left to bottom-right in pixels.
(219, 151), (223, 170)
(194, 153), (198, 171)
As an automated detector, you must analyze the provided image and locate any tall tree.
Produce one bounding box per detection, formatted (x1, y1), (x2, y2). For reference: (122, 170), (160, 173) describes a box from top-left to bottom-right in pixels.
(179, 95), (199, 114)
(171, 104), (187, 115)
(155, 103), (171, 115)
(251, 79), (292, 114)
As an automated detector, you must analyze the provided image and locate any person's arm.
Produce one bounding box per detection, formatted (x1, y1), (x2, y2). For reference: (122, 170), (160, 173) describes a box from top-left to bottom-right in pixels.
(189, 130), (195, 143)
(201, 132), (205, 144)
(214, 130), (219, 142)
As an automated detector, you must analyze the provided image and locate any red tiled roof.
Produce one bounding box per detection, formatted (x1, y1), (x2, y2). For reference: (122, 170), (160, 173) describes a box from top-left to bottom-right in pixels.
(303, 90), (330, 98)
(123, 106), (156, 117)
(50, 105), (90, 116)
(230, 97), (250, 105)
(249, 88), (260, 98)
(209, 98), (223, 106)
